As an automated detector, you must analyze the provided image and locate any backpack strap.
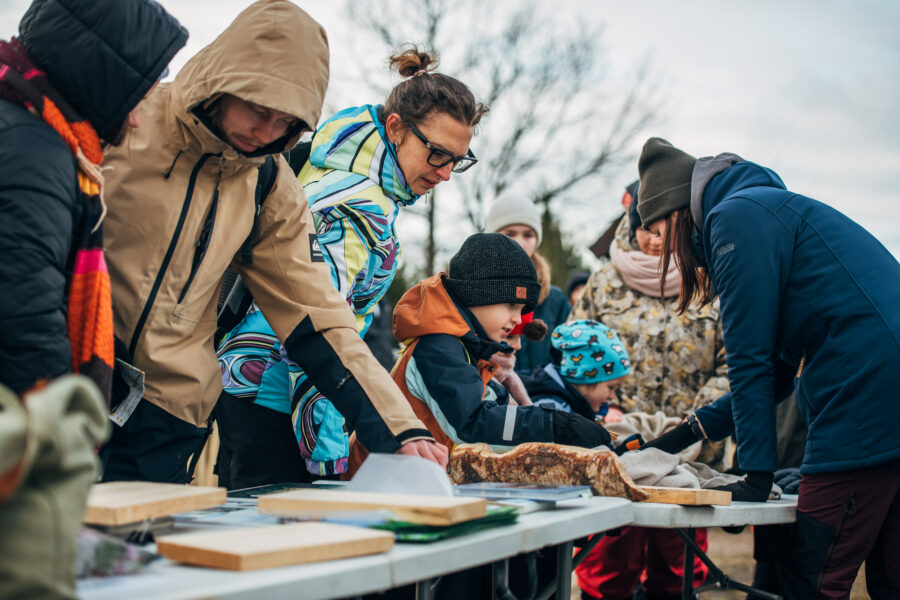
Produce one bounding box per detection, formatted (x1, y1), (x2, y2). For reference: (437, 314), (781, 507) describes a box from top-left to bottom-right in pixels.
(216, 155), (277, 347)
(215, 272), (254, 348)
(219, 142), (312, 344)
(282, 140), (312, 176)
(239, 155), (278, 265)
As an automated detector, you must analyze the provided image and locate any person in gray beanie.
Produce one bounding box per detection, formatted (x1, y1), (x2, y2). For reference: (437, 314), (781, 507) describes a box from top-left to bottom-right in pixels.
(634, 136), (900, 599)
(485, 197), (572, 373)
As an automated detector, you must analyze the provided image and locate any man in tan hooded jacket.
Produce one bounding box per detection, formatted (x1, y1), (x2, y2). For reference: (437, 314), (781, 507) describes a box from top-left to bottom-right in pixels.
(100, 0), (444, 483)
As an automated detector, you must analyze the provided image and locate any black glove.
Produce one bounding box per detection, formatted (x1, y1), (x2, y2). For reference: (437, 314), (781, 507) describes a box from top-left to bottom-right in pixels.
(713, 471), (774, 502)
(552, 411), (611, 448)
(641, 421), (699, 454)
(774, 467), (802, 495)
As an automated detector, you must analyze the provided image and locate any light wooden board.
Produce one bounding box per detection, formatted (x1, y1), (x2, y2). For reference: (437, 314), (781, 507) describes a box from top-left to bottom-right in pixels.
(84, 481), (226, 525)
(258, 489), (487, 526)
(636, 486), (731, 506)
(156, 522), (394, 571)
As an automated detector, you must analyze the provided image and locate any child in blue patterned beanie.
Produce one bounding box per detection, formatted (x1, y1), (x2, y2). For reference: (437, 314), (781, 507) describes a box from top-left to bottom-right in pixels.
(526, 319), (632, 423)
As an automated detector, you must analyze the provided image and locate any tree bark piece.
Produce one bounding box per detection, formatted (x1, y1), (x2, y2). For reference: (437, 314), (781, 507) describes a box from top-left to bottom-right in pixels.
(449, 442), (650, 501)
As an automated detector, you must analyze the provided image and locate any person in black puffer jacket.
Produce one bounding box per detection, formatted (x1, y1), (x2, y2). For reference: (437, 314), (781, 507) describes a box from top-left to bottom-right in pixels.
(0, 0), (187, 397)
(0, 1), (186, 597)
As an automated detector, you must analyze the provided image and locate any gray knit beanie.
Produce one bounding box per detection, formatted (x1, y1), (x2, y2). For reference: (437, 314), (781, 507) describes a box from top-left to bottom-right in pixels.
(444, 233), (540, 313)
(484, 197), (543, 246)
(637, 138), (697, 227)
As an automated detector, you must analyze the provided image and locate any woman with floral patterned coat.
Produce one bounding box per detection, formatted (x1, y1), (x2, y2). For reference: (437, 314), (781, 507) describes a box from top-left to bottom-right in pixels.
(571, 184), (728, 600)
(572, 189), (728, 418)
(215, 46), (486, 488)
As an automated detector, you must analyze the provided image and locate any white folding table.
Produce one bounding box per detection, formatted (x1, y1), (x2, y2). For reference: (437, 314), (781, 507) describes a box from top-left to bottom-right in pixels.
(629, 495), (798, 600)
(77, 496), (634, 600)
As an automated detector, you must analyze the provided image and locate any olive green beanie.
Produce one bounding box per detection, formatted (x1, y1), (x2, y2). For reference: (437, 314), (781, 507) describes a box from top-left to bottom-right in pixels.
(636, 138), (697, 227)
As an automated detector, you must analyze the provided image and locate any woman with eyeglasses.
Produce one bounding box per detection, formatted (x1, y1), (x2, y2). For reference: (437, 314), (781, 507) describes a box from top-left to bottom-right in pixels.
(214, 45), (487, 489)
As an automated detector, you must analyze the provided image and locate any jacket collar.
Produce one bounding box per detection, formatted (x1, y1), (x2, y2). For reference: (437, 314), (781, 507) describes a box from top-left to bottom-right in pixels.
(447, 291), (513, 363)
(689, 152), (743, 231)
(309, 104), (417, 206)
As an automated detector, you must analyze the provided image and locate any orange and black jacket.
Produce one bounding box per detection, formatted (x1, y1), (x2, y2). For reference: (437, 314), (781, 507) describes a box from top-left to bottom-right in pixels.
(350, 274), (557, 471)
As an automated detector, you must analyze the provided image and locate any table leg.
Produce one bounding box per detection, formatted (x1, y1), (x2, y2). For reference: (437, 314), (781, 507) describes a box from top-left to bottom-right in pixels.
(556, 541), (574, 600)
(492, 560), (509, 600)
(571, 533), (607, 569)
(415, 578), (436, 600)
(682, 527), (695, 600)
(675, 528), (782, 600)
(534, 534), (607, 600)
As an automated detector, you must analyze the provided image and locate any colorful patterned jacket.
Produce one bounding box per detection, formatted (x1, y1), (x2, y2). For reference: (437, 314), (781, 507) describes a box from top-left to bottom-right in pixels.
(217, 105), (417, 475)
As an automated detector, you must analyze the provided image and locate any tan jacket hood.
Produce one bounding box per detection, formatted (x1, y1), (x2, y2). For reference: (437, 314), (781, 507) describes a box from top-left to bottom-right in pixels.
(172, 0), (329, 154)
(103, 1), (431, 448)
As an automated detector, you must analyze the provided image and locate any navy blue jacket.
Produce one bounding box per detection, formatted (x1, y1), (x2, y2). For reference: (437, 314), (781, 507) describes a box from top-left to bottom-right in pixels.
(406, 297), (557, 447)
(523, 364), (599, 422)
(693, 161), (900, 474)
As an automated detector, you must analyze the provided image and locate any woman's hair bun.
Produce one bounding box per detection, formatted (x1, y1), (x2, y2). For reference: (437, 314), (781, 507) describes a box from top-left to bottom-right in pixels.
(381, 43), (486, 128)
(388, 44), (439, 78)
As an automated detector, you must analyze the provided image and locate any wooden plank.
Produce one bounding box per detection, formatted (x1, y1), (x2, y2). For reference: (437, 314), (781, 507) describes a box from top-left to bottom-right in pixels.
(156, 522), (394, 571)
(636, 486), (731, 506)
(84, 481), (226, 526)
(258, 489), (487, 526)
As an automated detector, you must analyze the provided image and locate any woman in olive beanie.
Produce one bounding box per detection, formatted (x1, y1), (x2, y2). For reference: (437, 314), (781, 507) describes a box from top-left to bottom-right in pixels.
(635, 137), (900, 598)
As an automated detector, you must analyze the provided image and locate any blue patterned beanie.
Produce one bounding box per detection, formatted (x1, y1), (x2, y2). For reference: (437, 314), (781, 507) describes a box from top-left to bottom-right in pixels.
(551, 320), (632, 384)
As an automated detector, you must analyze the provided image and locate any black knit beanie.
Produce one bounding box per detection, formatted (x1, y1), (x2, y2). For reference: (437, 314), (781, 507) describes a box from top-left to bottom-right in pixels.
(444, 233), (540, 313)
(636, 138), (697, 227)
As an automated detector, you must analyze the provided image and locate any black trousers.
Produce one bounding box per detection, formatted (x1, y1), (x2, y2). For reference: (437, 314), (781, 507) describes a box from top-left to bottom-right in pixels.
(215, 390), (313, 490)
(99, 398), (210, 484)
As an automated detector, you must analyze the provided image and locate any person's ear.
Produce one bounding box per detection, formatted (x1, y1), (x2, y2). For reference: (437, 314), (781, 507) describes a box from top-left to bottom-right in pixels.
(384, 113), (405, 146)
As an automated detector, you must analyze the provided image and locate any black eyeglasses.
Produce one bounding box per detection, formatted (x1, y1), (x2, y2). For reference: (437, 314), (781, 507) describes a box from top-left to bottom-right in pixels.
(403, 119), (477, 173)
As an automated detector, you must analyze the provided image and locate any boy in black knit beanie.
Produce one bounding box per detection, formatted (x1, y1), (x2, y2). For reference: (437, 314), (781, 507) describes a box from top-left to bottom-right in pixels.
(348, 233), (612, 472)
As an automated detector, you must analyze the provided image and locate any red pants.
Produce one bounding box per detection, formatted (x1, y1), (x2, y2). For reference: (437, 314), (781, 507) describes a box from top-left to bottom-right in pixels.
(576, 526), (709, 599)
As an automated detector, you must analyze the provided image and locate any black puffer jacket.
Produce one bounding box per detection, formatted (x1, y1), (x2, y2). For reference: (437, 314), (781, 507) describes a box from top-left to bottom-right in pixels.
(0, 0), (186, 393)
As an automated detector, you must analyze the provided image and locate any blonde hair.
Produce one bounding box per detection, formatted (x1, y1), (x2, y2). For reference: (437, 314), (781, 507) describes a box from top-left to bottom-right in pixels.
(532, 251), (551, 305)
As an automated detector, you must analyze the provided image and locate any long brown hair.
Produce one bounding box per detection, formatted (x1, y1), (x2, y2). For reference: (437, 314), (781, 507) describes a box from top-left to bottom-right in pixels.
(379, 45), (488, 128)
(659, 209), (713, 313)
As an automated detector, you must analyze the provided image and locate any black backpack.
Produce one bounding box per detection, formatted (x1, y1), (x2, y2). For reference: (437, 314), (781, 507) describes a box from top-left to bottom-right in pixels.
(215, 142), (311, 346)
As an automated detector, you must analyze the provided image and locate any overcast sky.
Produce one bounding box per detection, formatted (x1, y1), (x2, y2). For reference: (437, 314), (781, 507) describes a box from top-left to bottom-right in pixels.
(3, 0), (897, 261)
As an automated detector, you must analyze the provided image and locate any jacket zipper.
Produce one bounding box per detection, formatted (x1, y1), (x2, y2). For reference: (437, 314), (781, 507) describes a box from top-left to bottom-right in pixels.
(128, 153), (218, 357)
(178, 168), (223, 303)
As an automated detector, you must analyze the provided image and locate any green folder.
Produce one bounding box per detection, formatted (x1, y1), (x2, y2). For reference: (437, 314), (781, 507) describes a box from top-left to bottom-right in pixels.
(372, 505), (520, 543)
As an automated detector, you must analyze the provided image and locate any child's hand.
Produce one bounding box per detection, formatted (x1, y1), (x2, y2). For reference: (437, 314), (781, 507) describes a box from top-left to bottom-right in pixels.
(490, 351), (516, 382)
